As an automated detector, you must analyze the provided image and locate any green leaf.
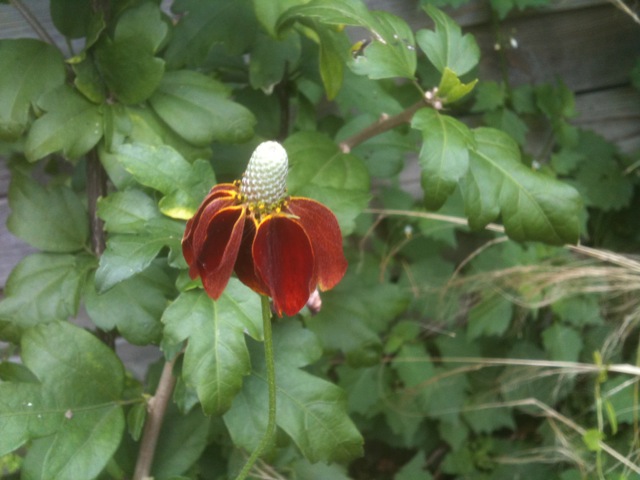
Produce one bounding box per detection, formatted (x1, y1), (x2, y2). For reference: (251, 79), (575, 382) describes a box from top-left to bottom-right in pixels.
(582, 429), (603, 452)
(148, 70), (256, 145)
(277, 0), (380, 32)
(14, 322), (124, 479)
(573, 156), (633, 211)
(484, 108), (528, 146)
(437, 67), (477, 104)
(50, 0), (93, 38)
(114, 142), (216, 219)
(162, 284), (262, 416)
(472, 81), (506, 112)
(165, 0), (257, 67)
(348, 10), (417, 79)
(113, 2), (168, 52)
(551, 295), (603, 327)
(249, 32), (301, 90)
(462, 127), (582, 245)
(97, 189), (161, 234)
(336, 365), (385, 416)
(416, 5), (480, 76)
(284, 131), (371, 235)
(411, 108), (473, 210)
(224, 323), (364, 463)
(541, 324), (583, 362)
(25, 85), (103, 161)
(72, 57), (106, 104)
(256, 0), (307, 36)
(151, 405), (210, 480)
(467, 295), (513, 341)
(306, 272), (410, 366)
(95, 217), (184, 291)
(0, 253), (96, 328)
(315, 24), (350, 99)
(94, 39), (165, 105)
(396, 451), (432, 480)
(0, 39), (65, 140)
(93, 3), (168, 105)
(85, 264), (173, 345)
(7, 169), (89, 252)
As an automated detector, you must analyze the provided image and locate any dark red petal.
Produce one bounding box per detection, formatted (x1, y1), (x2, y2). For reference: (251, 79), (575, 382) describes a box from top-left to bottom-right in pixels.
(234, 216), (270, 296)
(286, 197), (347, 291)
(194, 206), (246, 299)
(182, 183), (238, 266)
(253, 216), (315, 316)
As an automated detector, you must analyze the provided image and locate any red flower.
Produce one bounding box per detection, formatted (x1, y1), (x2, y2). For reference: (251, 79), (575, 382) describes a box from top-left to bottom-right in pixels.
(182, 141), (347, 316)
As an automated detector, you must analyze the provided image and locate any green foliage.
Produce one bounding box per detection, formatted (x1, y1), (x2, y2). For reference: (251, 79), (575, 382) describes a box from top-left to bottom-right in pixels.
(0, 0), (638, 478)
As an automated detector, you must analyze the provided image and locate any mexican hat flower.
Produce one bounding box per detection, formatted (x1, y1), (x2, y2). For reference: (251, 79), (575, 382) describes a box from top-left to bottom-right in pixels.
(182, 141), (347, 316)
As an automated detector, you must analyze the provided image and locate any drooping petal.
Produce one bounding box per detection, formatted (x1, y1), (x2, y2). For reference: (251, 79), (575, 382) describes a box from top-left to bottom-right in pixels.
(234, 215), (270, 296)
(252, 215), (315, 316)
(182, 183), (238, 265)
(286, 197), (347, 291)
(194, 206), (246, 299)
(184, 196), (237, 275)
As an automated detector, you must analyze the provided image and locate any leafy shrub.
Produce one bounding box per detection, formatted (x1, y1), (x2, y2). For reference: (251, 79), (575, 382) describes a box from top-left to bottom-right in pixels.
(1, 0), (639, 479)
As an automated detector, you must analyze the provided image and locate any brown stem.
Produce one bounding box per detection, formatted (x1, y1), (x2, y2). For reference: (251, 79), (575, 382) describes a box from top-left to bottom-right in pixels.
(87, 148), (107, 256)
(338, 99), (429, 153)
(9, 0), (58, 46)
(133, 358), (178, 480)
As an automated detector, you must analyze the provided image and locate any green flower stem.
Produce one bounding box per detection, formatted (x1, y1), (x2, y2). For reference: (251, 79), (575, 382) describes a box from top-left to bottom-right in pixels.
(235, 295), (277, 480)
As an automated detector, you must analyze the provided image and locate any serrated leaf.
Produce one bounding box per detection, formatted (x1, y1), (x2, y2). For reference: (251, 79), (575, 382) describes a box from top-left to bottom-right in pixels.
(25, 85), (103, 162)
(437, 67), (477, 104)
(411, 108), (473, 210)
(95, 218), (184, 291)
(467, 295), (513, 340)
(573, 156), (633, 211)
(165, 0), (257, 68)
(306, 271), (410, 366)
(462, 127), (581, 245)
(161, 283), (262, 416)
(85, 264), (173, 345)
(7, 169), (89, 252)
(541, 323), (583, 362)
(16, 322), (125, 479)
(0, 253), (96, 328)
(148, 70), (256, 146)
(0, 39), (65, 140)
(224, 323), (363, 463)
(348, 10), (417, 79)
(472, 81), (506, 112)
(417, 5), (480, 76)
(114, 142), (216, 219)
(284, 131), (371, 235)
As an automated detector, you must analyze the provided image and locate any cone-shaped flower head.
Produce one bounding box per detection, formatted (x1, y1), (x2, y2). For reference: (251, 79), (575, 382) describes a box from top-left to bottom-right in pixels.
(182, 141), (347, 316)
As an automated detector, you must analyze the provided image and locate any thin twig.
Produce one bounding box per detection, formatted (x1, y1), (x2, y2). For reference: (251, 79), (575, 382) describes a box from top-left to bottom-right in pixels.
(339, 99), (429, 153)
(9, 0), (58, 46)
(133, 357), (178, 480)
